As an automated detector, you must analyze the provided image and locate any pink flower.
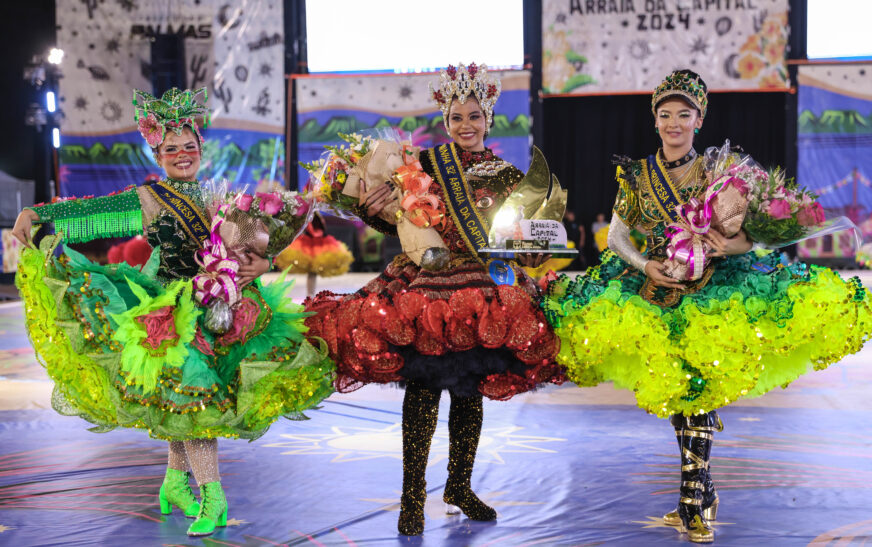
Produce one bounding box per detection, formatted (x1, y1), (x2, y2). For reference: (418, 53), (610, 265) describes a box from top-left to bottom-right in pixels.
(135, 305), (179, 350)
(236, 194), (254, 212)
(728, 176), (749, 196)
(811, 202), (826, 224)
(797, 206), (817, 226)
(256, 192), (284, 216)
(295, 195), (310, 217)
(138, 113), (164, 147)
(767, 199), (792, 220)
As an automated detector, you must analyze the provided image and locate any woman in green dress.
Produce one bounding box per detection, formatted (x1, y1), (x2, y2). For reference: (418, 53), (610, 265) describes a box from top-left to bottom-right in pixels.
(12, 88), (334, 537)
(542, 70), (872, 543)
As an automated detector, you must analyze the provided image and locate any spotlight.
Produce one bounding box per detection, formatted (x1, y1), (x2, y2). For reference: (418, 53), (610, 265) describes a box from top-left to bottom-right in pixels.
(46, 91), (56, 113)
(52, 128), (60, 148)
(47, 48), (64, 65)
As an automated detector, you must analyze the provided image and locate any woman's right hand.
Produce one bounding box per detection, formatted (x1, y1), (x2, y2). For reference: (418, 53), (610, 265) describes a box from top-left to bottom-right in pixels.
(12, 209), (39, 245)
(359, 179), (393, 217)
(644, 260), (685, 289)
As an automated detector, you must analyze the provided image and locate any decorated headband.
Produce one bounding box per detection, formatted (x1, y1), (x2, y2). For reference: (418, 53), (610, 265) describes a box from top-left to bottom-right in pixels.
(133, 87), (211, 147)
(651, 71), (708, 118)
(429, 63), (501, 131)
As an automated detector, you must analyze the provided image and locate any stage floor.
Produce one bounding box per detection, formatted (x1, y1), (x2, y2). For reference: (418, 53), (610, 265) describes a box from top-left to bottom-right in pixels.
(1, 273), (871, 546)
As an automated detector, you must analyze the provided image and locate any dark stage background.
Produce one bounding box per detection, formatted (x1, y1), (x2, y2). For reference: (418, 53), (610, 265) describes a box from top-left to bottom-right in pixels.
(542, 91), (794, 263)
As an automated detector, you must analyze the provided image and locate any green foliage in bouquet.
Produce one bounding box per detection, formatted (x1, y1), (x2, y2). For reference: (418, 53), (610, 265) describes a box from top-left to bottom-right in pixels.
(740, 166), (825, 247)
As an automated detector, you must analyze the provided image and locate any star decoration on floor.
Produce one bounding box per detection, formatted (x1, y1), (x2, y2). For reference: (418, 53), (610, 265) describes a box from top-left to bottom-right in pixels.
(361, 490), (542, 521)
(262, 424), (565, 465)
(225, 518), (247, 527)
(738, 417), (761, 422)
(633, 515), (734, 530)
(0, 524), (14, 533)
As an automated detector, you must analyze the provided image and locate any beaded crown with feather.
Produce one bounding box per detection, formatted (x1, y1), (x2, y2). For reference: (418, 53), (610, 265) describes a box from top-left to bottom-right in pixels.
(133, 87), (211, 147)
(429, 63), (501, 131)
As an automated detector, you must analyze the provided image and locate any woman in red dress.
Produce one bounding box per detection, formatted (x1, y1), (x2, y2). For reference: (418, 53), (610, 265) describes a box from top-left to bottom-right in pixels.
(304, 63), (564, 535)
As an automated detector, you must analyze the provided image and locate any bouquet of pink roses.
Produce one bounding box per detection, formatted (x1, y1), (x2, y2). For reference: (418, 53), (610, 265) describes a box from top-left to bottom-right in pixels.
(663, 142), (827, 281)
(193, 181), (312, 315)
(739, 166), (825, 246)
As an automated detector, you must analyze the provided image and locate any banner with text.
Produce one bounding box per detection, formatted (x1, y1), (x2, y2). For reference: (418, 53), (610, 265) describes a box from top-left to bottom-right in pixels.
(56, 0), (285, 198)
(542, 0), (790, 94)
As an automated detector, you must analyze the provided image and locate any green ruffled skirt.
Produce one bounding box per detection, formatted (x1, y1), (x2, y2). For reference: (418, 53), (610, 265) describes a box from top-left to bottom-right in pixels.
(15, 235), (335, 441)
(542, 249), (872, 417)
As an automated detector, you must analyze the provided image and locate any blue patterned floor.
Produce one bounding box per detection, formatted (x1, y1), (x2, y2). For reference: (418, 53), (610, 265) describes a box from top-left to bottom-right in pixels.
(0, 279), (871, 546)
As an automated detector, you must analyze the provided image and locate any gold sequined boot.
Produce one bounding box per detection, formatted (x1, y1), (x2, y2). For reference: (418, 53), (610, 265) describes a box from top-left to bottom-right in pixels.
(676, 417), (716, 543)
(443, 392), (496, 521)
(664, 412), (721, 527)
(397, 381), (440, 536)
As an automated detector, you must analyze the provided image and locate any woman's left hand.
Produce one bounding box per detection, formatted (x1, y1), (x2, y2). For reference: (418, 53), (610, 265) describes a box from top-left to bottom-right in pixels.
(517, 253), (551, 268)
(704, 229), (752, 257)
(237, 252), (271, 287)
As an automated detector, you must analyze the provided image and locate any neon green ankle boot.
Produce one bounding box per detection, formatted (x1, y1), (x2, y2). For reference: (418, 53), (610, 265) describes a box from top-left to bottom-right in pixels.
(186, 481), (228, 537)
(158, 468), (200, 518)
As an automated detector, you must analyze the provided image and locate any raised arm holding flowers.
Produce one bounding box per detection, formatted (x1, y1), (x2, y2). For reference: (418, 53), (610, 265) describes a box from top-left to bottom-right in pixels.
(12, 87), (333, 539)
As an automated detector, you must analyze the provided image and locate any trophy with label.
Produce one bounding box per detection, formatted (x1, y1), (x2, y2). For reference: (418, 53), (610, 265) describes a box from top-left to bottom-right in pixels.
(480, 147), (578, 260)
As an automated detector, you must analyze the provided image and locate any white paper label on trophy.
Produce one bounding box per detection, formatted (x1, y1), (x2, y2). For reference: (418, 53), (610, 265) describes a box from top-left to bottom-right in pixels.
(520, 220), (567, 246)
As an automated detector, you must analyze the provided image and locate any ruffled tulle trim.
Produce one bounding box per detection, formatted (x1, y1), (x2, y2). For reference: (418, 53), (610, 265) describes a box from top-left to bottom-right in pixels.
(304, 283), (564, 400)
(275, 234), (353, 276)
(543, 253), (872, 417)
(16, 238), (335, 441)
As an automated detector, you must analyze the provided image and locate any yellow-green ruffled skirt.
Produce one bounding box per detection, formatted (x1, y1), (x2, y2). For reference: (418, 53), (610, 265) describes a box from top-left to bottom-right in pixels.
(16, 235), (335, 441)
(542, 250), (872, 417)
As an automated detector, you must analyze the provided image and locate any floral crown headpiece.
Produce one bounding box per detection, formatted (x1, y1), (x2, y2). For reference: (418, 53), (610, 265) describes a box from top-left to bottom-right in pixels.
(429, 63), (501, 131)
(651, 71), (708, 118)
(133, 87), (211, 147)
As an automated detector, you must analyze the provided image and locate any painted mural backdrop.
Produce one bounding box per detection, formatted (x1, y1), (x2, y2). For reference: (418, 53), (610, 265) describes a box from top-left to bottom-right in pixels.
(56, 0), (285, 198)
(797, 64), (872, 259)
(542, 0), (789, 94)
(294, 71), (532, 189)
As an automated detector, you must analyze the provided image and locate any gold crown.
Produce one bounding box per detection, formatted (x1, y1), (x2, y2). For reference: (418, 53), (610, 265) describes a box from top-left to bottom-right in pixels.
(429, 63), (501, 131)
(651, 71), (708, 118)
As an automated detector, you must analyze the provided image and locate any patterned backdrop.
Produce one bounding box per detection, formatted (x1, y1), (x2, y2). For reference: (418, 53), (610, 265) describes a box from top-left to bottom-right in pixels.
(55, 0), (286, 197)
(796, 63), (872, 259)
(542, 0), (790, 94)
(295, 70), (532, 189)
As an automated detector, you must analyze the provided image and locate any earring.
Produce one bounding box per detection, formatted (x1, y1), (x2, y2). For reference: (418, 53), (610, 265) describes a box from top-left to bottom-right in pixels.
(655, 128), (659, 134)
(694, 128), (700, 134)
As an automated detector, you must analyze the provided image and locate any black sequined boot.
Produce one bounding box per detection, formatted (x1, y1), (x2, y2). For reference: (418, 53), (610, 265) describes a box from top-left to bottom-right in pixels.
(398, 381), (440, 536)
(663, 412), (721, 527)
(442, 392), (497, 521)
(676, 414), (717, 543)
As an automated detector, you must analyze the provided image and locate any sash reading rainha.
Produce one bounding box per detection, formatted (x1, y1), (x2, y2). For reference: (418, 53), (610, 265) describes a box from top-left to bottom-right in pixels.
(429, 143), (490, 261)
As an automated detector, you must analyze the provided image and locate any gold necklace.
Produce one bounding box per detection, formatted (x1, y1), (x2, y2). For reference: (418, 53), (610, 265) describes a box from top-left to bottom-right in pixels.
(668, 159), (697, 188)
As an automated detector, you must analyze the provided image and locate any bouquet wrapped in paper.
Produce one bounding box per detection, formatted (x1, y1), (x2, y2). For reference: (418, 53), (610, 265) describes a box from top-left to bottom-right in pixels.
(663, 142), (828, 281)
(303, 129), (450, 270)
(193, 180), (313, 332)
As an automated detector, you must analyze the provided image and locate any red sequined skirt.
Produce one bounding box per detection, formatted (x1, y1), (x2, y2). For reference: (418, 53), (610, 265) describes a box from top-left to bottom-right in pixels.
(304, 254), (564, 400)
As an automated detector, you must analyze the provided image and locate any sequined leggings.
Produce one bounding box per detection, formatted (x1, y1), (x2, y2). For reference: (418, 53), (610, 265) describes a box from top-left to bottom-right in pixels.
(400, 381), (484, 507)
(167, 439), (220, 485)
